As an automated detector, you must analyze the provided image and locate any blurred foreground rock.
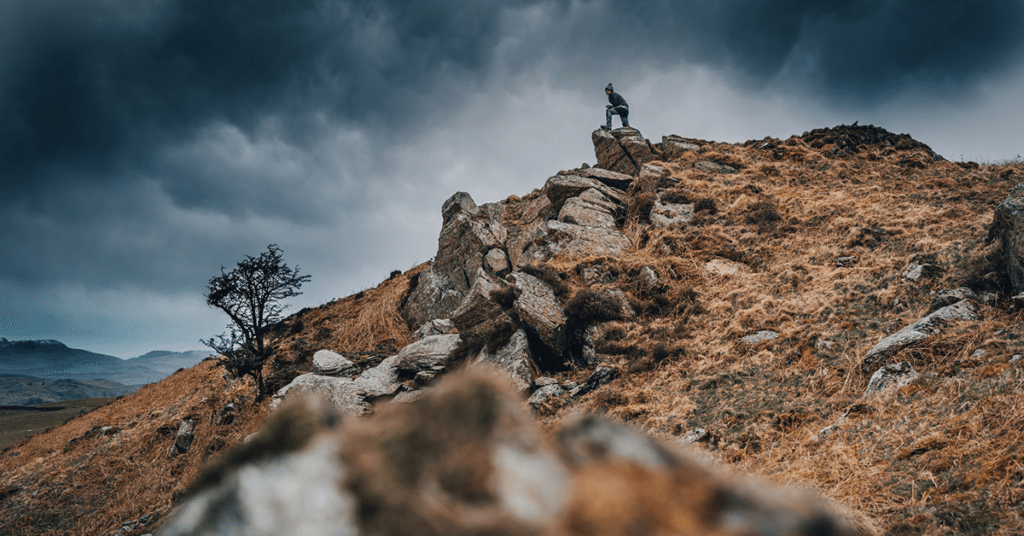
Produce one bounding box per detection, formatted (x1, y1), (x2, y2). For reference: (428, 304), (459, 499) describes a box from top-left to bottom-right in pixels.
(160, 369), (878, 536)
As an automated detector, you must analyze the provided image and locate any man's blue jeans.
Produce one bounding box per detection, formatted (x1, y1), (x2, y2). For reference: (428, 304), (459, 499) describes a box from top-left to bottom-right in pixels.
(606, 105), (629, 128)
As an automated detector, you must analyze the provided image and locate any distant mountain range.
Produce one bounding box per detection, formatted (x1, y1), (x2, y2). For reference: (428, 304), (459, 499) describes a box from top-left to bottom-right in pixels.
(0, 374), (138, 406)
(0, 338), (212, 386)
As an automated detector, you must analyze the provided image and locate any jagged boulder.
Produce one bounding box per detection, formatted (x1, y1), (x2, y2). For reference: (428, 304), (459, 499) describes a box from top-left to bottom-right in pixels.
(269, 374), (371, 416)
(508, 220), (631, 268)
(543, 174), (626, 212)
(864, 362), (919, 397)
(403, 192), (508, 328)
(396, 334), (462, 375)
(661, 134), (702, 161)
(558, 188), (620, 228)
(160, 369), (873, 536)
(592, 127), (659, 176)
(988, 183), (1024, 296)
(312, 350), (357, 377)
(450, 272), (516, 343)
(474, 329), (535, 392)
(573, 166), (633, 190)
(167, 419), (196, 457)
(650, 197), (694, 228)
(508, 272), (568, 370)
(861, 299), (978, 374)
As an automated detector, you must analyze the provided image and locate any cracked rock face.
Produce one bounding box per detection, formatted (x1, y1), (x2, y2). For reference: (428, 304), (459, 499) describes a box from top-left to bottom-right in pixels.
(592, 128), (659, 176)
(403, 192), (508, 328)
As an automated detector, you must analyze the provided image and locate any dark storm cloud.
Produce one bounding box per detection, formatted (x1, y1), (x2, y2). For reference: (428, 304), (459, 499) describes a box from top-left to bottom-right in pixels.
(3, 0), (1021, 198)
(1, 0), (1022, 290)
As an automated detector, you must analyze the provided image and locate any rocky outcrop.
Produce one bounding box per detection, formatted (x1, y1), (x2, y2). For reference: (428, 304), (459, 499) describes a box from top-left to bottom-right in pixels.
(592, 127), (660, 176)
(474, 329), (535, 392)
(160, 369), (872, 536)
(988, 183), (1024, 296)
(661, 134), (702, 161)
(509, 220), (631, 268)
(861, 299), (979, 374)
(403, 192), (508, 329)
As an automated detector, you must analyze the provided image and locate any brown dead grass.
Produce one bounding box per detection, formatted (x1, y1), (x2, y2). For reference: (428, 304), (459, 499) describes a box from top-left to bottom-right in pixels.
(0, 360), (270, 536)
(4, 126), (1022, 535)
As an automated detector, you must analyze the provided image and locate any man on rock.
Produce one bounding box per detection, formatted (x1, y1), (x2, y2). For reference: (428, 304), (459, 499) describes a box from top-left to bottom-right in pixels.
(602, 83), (629, 130)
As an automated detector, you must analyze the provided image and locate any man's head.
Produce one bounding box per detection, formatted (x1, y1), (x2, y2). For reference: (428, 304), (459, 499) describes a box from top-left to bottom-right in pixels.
(605, 83), (613, 94)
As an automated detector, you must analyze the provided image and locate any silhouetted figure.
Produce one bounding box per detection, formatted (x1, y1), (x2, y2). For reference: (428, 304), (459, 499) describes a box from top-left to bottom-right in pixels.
(602, 83), (629, 129)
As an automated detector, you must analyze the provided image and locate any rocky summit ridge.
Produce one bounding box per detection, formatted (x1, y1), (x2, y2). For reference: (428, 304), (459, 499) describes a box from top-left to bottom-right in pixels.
(3, 124), (1024, 536)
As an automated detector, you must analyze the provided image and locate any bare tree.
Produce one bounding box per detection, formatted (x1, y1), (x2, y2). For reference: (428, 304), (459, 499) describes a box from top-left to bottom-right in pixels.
(203, 244), (311, 400)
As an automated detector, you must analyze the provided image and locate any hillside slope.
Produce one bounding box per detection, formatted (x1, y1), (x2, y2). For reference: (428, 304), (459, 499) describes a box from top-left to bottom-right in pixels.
(2, 124), (1022, 536)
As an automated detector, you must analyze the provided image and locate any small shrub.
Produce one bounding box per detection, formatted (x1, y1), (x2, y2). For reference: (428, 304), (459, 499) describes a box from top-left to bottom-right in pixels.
(565, 288), (627, 325)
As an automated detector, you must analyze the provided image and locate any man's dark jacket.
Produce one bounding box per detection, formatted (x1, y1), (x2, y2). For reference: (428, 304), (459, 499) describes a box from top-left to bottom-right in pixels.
(608, 92), (629, 115)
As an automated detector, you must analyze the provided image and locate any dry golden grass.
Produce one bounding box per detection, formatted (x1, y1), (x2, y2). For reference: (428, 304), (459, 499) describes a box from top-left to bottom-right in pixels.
(0, 360), (270, 536)
(536, 128), (1024, 535)
(272, 263), (424, 362)
(4, 126), (1022, 535)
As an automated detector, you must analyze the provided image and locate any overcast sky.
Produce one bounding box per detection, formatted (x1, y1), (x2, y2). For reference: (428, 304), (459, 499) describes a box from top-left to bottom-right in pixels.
(2, 0), (1023, 358)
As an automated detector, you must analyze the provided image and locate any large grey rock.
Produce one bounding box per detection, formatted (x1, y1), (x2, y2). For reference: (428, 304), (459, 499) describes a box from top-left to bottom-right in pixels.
(861, 299), (978, 374)
(168, 418), (196, 457)
(404, 192), (508, 328)
(162, 369), (876, 536)
(989, 182), (1024, 295)
(661, 134), (701, 161)
(353, 355), (402, 398)
(928, 288), (979, 313)
(396, 334), (462, 374)
(574, 166), (633, 190)
(509, 220), (631, 268)
(159, 435), (357, 536)
(312, 350), (357, 377)
(475, 329), (535, 392)
(593, 128), (637, 176)
(484, 248), (510, 276)
(650, 198), (694, 228)
(864, 362), (919, 397)
(509, 272), (568, 370)
(543, 175), (626, 212)
(527, 383), (565, 410)
(558, 190), (619, 229)
(592, 128), (659, 176)
(270, 374), (371, 416)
